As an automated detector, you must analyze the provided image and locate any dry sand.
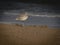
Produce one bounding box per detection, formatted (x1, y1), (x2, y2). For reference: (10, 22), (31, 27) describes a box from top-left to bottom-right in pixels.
(0, 24), (60, 45)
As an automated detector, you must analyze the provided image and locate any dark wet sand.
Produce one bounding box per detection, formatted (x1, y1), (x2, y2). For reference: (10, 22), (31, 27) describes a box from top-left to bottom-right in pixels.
(0, 24), (60, 45)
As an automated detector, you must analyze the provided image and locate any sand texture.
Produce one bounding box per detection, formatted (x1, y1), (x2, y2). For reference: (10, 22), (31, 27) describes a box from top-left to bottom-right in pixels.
(0, 24), (60, 45)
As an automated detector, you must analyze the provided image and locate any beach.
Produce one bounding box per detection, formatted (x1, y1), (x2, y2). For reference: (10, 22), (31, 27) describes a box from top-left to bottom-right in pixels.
(0, 24), (60, 45)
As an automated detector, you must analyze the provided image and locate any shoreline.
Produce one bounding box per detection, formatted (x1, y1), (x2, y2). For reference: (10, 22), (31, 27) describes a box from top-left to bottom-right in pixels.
(0, 23), (60, 29)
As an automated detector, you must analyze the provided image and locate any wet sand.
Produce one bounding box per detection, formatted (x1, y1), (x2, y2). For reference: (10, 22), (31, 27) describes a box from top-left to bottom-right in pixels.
(0, 24), (60, 45)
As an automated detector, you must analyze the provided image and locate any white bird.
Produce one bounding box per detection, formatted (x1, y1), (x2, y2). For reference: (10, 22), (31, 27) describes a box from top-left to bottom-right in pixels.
(16, 12), (28, 21)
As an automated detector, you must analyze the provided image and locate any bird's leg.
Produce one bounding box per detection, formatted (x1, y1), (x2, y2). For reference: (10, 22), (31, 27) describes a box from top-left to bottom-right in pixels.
(22, 23), (24, 26)
(22, 21), (25, 26)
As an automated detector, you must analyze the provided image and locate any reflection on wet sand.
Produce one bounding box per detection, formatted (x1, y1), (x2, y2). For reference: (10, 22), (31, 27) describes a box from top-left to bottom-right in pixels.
(0, 24), (60, 45)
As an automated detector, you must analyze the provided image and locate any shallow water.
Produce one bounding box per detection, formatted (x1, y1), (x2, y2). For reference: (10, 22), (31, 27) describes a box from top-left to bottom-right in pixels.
(0, 2), (60, 28)
(0, 15), (60, 28)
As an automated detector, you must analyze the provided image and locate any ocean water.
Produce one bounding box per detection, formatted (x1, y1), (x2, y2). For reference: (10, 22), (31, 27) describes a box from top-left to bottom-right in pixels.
(0, 15), (60, 28)
(0, 2), (60, 28)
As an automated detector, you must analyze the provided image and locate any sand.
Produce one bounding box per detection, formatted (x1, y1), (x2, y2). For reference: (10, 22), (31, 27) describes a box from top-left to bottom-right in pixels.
(0, 24), (60, 45)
